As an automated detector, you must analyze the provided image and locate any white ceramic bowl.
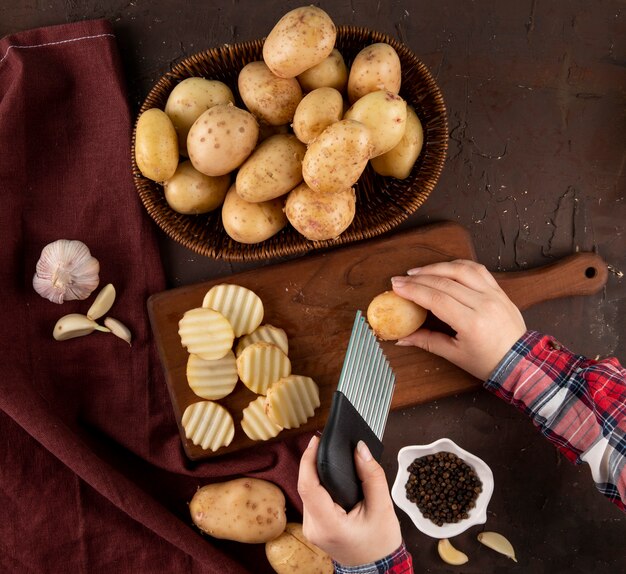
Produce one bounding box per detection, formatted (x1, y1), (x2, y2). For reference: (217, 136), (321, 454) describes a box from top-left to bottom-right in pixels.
(391, 438), (494, 539)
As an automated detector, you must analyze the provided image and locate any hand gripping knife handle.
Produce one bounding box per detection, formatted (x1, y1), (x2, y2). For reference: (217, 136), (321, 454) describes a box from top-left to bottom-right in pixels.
(317, 391), (384, 511)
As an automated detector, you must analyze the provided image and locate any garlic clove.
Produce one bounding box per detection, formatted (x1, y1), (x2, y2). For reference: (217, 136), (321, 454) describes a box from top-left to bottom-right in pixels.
(104, 317), (132, 346)
(33, 239), (100, 304)
(53, 313), (110, 341)
(477, 531), (517, 562)
(437, 538), (469, 565)
(87, 283), (116, 320)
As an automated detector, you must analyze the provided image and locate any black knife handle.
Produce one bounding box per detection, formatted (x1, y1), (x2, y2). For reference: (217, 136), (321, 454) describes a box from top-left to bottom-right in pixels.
(316, 391), (384, 511)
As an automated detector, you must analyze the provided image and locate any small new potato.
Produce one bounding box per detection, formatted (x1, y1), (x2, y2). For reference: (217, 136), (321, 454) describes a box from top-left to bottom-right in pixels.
(187, 103), (258, 176)
(292, 87), (344, 144)
(236, 134), (306, 202)
(347, 43), (402, 103)
(344, 90), (407, 157)
(238, 61), (302, 126)
(285, 183), (356, 241)
(367, 290), (427, 340)
(263, 6), (336, 78)
(164, 77), (235, 156)
(222, 184), (287, 244)
(302, 119), (372, 194)
(190, 478), (287, 544)
(297, 49), (348, 92)
(134, 108), (179, 182)
(370, 105), (424, 179)
(266, 523), (334, 574)
(163, 161), (229, 214)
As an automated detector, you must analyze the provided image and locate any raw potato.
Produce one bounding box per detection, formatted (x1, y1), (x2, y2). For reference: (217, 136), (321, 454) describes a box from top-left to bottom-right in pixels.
(241, 396), (283, 441)
(190, 478), (287, 543)
(237, 342), (292, 394)
(187, 103), (258, 176)
(297, 49), (348, 92)
(221, 184), (287, 244)
(367, 290), (427, 340)
(236, 324), (289, 357)
(202, 283), (264, 337)
(262, 6), (337, 78)
(163, 161), (230, 215)
(344, 90), (407, 157)
(164, 77), (235, 155)
(370, 105), (423, 179)
(134, 108), (179, 182)
(301, 120), (372, 194)
(236, 134), (306, 202)
(292, 87), (344, 144)
(266, 523), (334, 574)
(187, 351), (238, 400)
(265, 375), (320, 429)
(285, 183), (356, 241)
(178, 307), (235, 360)
(182, 400), (235, 451)
(238, 61), (303, 126)
(347, 43), (402, 103)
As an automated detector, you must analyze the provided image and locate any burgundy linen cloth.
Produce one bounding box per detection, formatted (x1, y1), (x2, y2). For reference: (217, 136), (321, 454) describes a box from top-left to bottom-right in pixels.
(0, 19), (307, 574)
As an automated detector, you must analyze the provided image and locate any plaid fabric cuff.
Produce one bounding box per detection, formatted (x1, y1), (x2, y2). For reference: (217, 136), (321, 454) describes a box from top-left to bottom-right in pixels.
(334, 542), (413, 573)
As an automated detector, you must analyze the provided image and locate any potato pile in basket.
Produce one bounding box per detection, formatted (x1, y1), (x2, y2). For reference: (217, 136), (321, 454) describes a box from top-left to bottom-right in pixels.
(135, 5), (424, 243)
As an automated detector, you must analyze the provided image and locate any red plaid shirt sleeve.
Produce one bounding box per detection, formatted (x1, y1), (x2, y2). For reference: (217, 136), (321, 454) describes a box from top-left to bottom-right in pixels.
(333, 542), (413, 574)
(485, 331), (626, 512)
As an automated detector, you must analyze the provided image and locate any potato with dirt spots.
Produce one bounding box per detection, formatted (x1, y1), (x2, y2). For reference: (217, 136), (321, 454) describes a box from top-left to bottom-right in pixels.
(285, 183), (356, 241)
(263, 6), (337, 79)
(222, 184), (287, 244)
(238, 61), (303, 126)
(367, 290), (427, 341)
(370, 105), (424, 179)
(189, 478), (287, 543)
(292, 87), (344, 144)
(347, 42), (402, 103)
(163, 160), (229, 215)
(134, 108), (179, 182)
(266, 523), (334, 574)
(301, 119), (372, 194)
(236, 134), (306, 202)
(187, 103), (258, 177)
(297, 49), (348, 93)
(164, 78), (235, 156)
(344, 90), (407, 158)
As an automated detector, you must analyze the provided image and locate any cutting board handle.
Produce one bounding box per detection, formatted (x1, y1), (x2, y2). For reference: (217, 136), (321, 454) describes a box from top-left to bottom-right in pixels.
(493, 252), (608, 311)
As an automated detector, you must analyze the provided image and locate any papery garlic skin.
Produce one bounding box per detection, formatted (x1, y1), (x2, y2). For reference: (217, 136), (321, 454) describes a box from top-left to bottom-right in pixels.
(33, 239), (100, 304)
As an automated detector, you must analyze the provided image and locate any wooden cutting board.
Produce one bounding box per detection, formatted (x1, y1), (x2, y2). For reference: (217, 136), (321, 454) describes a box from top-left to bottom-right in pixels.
(147, 222), (608, 460)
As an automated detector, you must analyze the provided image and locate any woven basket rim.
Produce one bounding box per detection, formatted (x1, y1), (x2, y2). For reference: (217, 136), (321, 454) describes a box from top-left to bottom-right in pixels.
(132, 26), (448, 262)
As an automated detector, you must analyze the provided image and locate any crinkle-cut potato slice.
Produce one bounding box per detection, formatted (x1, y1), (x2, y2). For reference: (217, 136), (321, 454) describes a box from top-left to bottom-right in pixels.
(202, 284), (264, 337)
(182, 401), (235, 452)
(186, 351), (238, 400)
(241, 396), (283, 441)
(265, 375), (320, 429)
(235, 324), (289, 357)
(237, 342), (291, 395)
(178, 307), (234, 360)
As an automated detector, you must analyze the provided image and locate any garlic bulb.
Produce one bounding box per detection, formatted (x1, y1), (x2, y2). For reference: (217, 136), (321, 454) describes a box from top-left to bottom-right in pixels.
(33, 239), (100, 304)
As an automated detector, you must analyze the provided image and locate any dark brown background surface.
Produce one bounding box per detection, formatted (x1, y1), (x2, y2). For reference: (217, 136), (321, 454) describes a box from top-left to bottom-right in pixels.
(2, 1), (624, 573)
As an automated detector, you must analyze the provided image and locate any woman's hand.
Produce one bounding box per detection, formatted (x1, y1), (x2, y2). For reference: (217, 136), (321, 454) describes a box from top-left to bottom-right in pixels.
(391, 259), (527, 381)
(297, 435), (402, 567)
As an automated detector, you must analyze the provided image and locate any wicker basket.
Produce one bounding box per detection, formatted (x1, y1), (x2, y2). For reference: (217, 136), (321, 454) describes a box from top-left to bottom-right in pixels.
(132, 26), (448, 261)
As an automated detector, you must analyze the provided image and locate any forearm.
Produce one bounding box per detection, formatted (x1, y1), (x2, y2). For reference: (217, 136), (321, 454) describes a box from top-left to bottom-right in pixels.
(485, 330), (626, 511)
(334, 542), (413, 574)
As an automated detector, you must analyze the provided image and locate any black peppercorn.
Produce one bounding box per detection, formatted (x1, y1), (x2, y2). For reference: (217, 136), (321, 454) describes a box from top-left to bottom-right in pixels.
(405, 451), (482, 527)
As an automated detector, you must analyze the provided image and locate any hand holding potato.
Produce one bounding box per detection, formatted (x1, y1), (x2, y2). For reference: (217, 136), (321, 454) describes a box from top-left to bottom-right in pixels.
(391, 259), (527, 380)
(298, 436), (403, 567)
